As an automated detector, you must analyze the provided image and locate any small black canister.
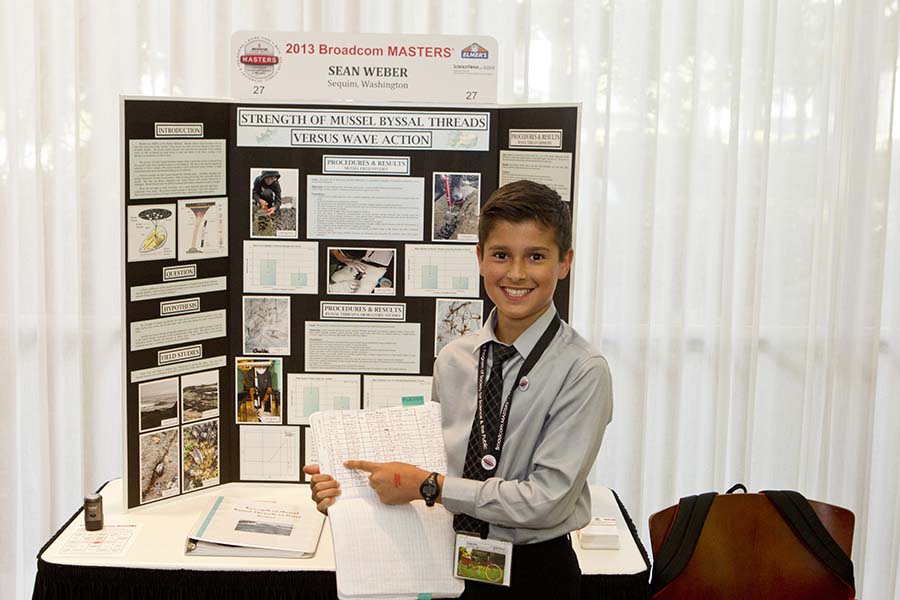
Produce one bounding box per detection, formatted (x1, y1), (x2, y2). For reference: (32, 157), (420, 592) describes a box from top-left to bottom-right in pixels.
(84, 494), (104, 531)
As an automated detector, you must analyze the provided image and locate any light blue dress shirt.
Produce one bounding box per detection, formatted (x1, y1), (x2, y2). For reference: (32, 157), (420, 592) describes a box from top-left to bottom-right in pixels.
(435, 304), (613, 544)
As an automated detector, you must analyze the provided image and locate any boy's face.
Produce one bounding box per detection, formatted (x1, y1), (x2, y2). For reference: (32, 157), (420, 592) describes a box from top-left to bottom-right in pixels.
(476, 219), (573, 340)
(263, 176), (276, 185)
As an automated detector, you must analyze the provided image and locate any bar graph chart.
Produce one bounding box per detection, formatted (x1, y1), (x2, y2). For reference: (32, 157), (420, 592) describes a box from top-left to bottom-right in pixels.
(364, 375), (433, 410)
(404, 244), (479, 297)
(244, 240), (318, 294)
(287, 374), (361, 425)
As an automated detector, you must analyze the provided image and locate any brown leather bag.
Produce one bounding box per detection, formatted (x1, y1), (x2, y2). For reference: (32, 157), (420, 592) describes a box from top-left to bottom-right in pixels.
(649, 485), (855, 600)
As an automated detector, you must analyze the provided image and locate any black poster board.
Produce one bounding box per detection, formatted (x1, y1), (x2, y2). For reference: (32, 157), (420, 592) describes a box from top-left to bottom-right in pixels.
(122, 97), (579, 508)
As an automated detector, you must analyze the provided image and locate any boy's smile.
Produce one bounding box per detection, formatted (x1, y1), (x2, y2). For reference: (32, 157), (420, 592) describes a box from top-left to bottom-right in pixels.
(477, 219), (573, 344)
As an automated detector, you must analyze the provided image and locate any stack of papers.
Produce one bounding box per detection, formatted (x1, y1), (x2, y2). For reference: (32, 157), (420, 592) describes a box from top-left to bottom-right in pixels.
(311, 402), (464, 599)
(186, 495), (325, 558)
(578, 516), (620, 550)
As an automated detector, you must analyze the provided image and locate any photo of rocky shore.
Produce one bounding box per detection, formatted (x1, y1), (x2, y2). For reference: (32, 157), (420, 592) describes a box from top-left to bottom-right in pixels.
(140, 428), (180, 503)
(181, 370), (219, 422)
(182, 419), (219, 492)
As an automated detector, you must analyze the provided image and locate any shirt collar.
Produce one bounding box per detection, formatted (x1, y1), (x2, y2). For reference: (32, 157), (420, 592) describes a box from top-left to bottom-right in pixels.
(472, 303), (559, 358)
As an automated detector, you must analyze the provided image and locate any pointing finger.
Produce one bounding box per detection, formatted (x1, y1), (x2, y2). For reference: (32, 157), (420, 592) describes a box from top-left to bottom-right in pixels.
(344, 460), (380, 472)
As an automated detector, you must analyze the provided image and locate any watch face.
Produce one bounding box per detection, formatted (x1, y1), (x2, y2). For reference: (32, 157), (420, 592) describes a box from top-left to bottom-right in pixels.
(420, 473), (439, 503)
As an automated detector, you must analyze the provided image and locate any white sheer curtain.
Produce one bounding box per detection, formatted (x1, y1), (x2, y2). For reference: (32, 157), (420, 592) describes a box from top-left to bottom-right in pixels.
(3, 1), (899, 597)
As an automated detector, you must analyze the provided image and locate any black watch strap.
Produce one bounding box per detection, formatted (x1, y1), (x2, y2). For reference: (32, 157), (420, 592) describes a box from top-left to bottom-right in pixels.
(420, 472), (440, 507)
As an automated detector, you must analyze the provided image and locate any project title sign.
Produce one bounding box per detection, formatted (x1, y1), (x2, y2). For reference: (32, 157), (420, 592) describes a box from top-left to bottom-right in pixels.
(231, 31), (498, 104)
(235, 108), (491, 151)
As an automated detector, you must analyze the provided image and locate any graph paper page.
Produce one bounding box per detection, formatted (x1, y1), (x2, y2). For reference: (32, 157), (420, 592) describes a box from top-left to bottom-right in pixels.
(329, 496), (464, 599)
(310, 402), (446, 500)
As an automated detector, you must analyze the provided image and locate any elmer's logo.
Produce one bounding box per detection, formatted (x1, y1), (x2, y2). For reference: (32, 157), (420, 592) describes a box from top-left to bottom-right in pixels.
(461, 43), (489, 59)
(236, 36), (281, 81)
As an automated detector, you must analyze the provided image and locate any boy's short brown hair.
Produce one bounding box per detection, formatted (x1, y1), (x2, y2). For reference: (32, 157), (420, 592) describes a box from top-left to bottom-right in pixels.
(478, 180), (572, 256)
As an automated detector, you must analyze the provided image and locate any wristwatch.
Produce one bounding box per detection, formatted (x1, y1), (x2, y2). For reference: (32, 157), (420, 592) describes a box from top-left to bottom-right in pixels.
(419, 472), (441, 507)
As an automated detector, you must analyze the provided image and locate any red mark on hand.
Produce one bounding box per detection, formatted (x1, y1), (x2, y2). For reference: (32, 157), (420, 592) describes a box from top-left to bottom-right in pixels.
(393, 472), (401, 487)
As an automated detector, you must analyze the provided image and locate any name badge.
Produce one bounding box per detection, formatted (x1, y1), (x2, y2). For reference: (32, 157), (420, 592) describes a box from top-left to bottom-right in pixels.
(454, 533), (513, 587)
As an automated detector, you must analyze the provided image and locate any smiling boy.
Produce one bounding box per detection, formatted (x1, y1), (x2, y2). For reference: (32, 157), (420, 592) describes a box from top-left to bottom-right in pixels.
(305, 180), (613, 598)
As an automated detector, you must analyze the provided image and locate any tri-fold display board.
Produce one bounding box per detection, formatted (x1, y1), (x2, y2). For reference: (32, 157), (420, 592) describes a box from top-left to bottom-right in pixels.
(121, 97), (579, 509)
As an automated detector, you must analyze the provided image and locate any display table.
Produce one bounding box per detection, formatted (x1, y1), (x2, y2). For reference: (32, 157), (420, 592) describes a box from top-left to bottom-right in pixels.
(34, 479), (650, 599)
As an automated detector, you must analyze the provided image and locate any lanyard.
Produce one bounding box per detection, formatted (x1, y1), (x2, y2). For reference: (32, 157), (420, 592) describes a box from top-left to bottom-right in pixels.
(475, 313), (561, 469)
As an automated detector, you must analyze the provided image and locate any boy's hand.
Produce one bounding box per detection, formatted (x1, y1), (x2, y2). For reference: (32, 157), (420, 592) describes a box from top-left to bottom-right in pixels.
(344, 460), (429, 505)
(303, 464), (341, 515)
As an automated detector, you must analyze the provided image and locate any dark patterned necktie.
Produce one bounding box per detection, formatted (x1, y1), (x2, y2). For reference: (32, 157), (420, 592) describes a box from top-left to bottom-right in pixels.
(453, 341), (519, 537)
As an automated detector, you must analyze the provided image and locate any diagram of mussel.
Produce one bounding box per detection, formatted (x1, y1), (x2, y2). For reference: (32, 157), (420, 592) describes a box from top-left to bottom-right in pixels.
(138, 207), (173, 252)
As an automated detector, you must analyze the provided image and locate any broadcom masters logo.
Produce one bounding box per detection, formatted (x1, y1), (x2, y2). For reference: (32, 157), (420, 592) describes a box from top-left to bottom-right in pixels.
(461, 43), (489, 59)
(236, 36), (281, 82)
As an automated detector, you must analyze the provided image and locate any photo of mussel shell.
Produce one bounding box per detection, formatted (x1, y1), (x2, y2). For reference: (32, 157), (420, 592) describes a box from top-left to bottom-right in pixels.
(182, 419), (219, 492)
(139, 428), (180, 503)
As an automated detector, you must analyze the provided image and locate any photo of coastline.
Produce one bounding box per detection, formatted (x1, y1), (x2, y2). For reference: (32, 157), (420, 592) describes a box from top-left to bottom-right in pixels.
(139, 377), (179, 432)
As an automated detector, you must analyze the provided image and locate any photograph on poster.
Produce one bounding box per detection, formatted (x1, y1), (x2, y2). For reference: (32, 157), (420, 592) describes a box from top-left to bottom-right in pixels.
(239, 425), (300, 482)
(243, 296), (291, 355)
(177, 197), (228, 260)
(138, 377), (179, 432)
(327, 247), (396, 296)
(181, 369), (219, 422)
(432, 172), (480, 242)
(243, 240), (318, 294)
(434, 299), (484, 356)
(181, 418), (220, 492)
(127, 204), (177, 262)
(139, 427), (180, 504)
(404, 244), (480, 297)
(286, 373), (361, 426)
(363, 375), (433, 410)
(250, 168), (299, 238)
(236, 357), (282, 424)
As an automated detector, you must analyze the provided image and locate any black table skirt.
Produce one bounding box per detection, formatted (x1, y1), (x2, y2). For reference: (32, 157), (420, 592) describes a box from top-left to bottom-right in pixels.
(34, 489), (650, 600)
(34, 564), (647, 600)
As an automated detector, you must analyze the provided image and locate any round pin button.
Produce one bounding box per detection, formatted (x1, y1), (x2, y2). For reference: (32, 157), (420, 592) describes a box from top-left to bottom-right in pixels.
(481, 454), (497, 471)
(518, 376), (529, 391)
